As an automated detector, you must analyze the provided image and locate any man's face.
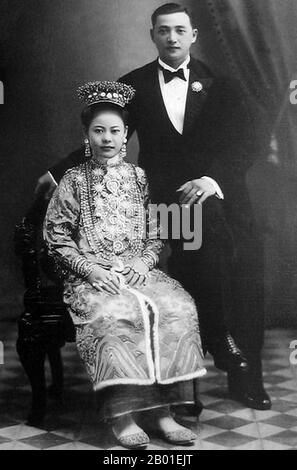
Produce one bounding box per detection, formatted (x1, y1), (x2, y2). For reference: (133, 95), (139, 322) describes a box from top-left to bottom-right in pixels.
(151, 12), (198, 66)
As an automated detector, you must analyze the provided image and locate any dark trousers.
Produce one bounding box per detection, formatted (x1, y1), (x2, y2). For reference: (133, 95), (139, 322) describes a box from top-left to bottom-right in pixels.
(168, 198), (264, 376)
(228, 226), (265, 387)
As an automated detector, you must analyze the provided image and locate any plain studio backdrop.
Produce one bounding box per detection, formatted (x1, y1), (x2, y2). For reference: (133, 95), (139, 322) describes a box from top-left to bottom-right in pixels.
(0, 0), (297, 327)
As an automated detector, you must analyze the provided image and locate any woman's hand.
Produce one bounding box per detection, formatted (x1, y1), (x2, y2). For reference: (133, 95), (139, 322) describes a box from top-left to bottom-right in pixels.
(87, 265), (120, 295)
(121, 257), (149, 288)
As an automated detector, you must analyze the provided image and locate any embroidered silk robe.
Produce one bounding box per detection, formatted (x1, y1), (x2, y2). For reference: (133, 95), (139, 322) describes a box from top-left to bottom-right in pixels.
(43, 158), (206, 391)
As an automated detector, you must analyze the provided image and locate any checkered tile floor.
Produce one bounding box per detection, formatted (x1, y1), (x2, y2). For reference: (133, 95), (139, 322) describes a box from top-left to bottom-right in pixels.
(0, 321), (297, 450)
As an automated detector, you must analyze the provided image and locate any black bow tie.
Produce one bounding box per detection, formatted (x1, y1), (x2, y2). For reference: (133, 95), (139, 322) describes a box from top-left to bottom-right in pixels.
(160, 66), (187, 83)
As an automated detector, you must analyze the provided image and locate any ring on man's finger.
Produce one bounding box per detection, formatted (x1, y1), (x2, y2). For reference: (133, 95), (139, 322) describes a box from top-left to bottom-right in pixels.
(196, 190), (203, 197)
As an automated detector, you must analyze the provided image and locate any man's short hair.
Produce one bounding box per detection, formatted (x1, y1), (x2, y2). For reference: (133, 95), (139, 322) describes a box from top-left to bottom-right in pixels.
(151, 3), (194, 28)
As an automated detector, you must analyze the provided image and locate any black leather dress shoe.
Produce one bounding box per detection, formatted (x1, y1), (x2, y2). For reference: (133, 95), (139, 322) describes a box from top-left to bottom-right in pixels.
(228, 370), (271, 410)
(211, 333), (249, 373)
(26, 409), (45, 426)
(229, 388), (271, 410)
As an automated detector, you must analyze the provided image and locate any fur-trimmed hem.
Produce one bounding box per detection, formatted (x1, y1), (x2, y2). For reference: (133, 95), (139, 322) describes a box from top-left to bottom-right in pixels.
(158, 368), (207, 385)
(92, 368), (207, 392)
(93, 377), (155, 391)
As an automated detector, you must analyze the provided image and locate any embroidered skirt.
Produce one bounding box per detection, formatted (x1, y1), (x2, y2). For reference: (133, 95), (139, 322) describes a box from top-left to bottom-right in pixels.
(64, 269), (206, 391)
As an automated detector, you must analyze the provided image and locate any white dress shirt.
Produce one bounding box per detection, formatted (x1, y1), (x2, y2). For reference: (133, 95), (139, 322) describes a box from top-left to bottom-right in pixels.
(158, 56), (224, 200)
(158, 56), (190, 135)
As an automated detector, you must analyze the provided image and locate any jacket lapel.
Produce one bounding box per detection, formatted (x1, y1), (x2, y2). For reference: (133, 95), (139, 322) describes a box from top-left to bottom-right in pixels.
(142, 58), (214, 136)
(183, 58), (214, 134)
(142, 60), (177, 132)
(143, 60), (186, 136)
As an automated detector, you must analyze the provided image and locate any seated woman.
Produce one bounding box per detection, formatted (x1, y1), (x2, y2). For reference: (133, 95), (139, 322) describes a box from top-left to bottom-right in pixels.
(43, 81), (206, 449)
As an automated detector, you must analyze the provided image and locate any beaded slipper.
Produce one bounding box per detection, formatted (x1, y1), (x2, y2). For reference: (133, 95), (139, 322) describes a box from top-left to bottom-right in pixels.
(112, 428), (150, 449)
(156, 428), (197, 445)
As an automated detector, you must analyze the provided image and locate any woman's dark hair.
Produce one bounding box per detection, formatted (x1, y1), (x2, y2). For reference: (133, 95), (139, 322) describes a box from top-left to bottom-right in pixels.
(151, 3), (194, 28)
(81, 102), (129, 131)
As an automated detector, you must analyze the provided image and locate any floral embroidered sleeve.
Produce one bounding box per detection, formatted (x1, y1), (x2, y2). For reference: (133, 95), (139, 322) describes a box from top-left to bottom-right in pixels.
(135, 167), (165, 270)
(43, 170), (95, 279)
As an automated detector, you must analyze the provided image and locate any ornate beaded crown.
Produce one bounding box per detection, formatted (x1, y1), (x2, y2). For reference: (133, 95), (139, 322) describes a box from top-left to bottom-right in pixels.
(77, 81), (135, 108)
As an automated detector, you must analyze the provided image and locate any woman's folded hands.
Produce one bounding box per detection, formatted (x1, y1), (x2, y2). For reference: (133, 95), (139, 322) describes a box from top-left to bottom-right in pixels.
(87, 257), (149, 294)
(87, 265), (121, 294)
(120, 257), (149, 288)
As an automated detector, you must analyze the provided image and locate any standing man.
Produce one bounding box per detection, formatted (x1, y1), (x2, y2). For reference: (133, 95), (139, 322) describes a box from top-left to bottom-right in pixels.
(35, 3), (270, 409)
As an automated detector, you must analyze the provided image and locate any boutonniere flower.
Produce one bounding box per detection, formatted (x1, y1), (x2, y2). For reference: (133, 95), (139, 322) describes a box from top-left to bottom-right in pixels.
(191, 81), (203, 93)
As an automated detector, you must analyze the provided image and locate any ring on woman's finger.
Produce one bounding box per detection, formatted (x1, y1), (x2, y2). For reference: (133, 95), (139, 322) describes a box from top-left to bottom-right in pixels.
(196, 190), (203, 197)
(92, 282), (102, 291)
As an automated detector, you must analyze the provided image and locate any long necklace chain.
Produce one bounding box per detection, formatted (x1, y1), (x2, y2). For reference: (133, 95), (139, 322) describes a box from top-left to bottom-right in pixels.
(80, 160), (145, 261)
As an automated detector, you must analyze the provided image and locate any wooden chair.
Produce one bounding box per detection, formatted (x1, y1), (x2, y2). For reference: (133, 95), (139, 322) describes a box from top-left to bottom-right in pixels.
(14, 194), (75, 425)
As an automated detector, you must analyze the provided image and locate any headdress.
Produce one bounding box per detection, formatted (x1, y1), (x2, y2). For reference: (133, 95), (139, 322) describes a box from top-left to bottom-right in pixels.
(77, 81), (135, 108)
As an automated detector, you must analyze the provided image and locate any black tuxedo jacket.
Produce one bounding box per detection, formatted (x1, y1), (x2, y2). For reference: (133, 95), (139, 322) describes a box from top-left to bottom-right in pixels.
(50, 57), (262, 228)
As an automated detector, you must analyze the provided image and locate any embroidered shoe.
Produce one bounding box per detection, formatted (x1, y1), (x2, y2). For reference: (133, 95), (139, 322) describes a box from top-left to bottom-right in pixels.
(156, 427), (197, 446)
(138, 409), (197, 446)
(112, 428), (150, 449)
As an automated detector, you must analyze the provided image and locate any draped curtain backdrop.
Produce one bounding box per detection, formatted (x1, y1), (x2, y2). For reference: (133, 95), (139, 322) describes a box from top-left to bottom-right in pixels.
(190, 0), (297, 325)
(201, 0), (297, 165)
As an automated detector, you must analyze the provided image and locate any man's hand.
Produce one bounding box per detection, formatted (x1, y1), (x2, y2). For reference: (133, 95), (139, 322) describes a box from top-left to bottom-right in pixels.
(177, 179), (216, 206)
(121, 257), (149, 288)
(34, 172), (57, 200)
(87, 265), (120, 295)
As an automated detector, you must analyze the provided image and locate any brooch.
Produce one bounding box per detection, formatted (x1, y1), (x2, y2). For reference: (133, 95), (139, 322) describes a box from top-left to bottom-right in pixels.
(191, 81), (203, 93)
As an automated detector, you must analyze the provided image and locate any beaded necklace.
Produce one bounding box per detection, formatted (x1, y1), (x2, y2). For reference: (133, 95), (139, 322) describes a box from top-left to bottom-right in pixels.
(80, 159), (146, 261)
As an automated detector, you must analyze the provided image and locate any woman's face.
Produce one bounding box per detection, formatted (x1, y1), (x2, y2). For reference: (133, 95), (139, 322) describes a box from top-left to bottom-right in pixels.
(86, 109), (127, 161)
